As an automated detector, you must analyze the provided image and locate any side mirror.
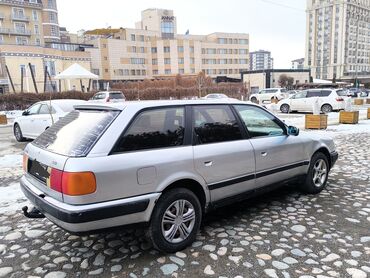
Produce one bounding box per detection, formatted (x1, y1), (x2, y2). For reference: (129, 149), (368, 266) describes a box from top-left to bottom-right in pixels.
(287, 126), (299, 136)
(22, 110), (29, 116)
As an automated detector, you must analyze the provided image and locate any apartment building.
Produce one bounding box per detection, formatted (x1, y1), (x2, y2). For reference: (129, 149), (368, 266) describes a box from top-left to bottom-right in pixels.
(85, 9), (249, 83)
(292, 58), (305, 69)
(305, 0), (370, 81)
(41, 0), (60, 42)
(0, 0), (44, 46)
(249, 50), (273, 71)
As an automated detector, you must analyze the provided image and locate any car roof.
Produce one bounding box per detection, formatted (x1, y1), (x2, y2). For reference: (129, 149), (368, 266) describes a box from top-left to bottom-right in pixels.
(75, 99), (251, 111)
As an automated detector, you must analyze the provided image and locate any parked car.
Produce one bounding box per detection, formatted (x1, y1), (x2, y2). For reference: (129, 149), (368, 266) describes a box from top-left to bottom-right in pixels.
(203, 94), (228, 99)
(21, 100), (338, 253)
(89, 91), (126, 103)
(13, 99), (87, 142)
(278, 89), (347, 113)
(250, 88), (288, 103)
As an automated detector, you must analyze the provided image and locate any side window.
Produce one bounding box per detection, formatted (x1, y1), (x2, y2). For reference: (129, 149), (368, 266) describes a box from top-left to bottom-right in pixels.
(321, 90), (332, 97)
(193, 105), (242, 144)
(307, 90), (320, 98)
(27, 104), (40, 115)
(234, 105), (285, 138)
(93, 93), (105, 100)
(294, 91), (308, 99)
(115, 107), (185, 152)
(39, 104), (54, 114)
(259, 90), (266, 94)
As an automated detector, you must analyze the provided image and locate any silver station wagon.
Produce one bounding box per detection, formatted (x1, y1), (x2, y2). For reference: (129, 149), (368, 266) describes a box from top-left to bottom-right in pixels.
(21, 100), (338, 252)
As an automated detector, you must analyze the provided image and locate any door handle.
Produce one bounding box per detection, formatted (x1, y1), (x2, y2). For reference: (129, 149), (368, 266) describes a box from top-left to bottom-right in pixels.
(261, 152), (268, 157)
(204, 161), (213, 167)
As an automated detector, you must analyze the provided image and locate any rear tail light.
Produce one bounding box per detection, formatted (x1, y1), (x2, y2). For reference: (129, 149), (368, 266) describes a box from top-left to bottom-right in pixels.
(106, 97), (110, 102)
(47, 169), (96, 196)
(336, 98), (344, 102)
(23, 154), (28, 172)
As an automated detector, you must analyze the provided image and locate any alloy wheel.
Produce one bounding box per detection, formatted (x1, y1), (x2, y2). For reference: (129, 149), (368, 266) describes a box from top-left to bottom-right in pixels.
(161, 199), (196, 244)
(312, 159), (328, 187)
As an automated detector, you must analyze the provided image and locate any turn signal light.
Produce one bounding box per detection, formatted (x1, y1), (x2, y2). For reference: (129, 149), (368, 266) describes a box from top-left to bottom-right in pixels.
(23, 154), (28, 172)
(62, 172), (96, 196)
(48, 169), (96, 196)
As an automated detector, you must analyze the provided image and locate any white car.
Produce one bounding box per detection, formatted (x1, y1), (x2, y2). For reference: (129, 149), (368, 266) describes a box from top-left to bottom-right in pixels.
(89, 91), (126, 103)
(13, 99), (87, 142)
(278, 89), (347, 114)
(250, 88), (288, 103)
(203, 94), (228, 99)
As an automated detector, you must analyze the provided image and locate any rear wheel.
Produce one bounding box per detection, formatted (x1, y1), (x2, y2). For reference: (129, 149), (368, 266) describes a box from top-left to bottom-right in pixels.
(149, 188), (202, 253)
(14, 124), (25, 142)
(321, 104), (333, 113)
(300, 152), (329, 194)
(280, 104), (290, 113)
(251, 97), (258, 104)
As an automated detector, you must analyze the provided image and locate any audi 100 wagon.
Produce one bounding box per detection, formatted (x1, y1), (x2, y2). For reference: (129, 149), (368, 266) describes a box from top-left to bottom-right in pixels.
(20, 100), (338, 253)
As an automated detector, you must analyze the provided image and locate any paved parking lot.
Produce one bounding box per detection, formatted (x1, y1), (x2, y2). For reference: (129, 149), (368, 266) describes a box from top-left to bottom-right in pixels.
(0, 125), (369, 278)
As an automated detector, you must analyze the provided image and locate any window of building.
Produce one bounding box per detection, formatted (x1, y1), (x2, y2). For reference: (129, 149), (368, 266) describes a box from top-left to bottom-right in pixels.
(131, 58), (145, 64)
(49, 12), (57, 23)
(178, 46), (184, 52)
(239, 39), (248, 45)
(47, 0), (57, 9)
(151, 47), (157, 53)
(179, 69), (184, 74)
(50, 25), (59, 37)
(139, 35), (144, 42)
(114, 107), (185, 152)
(136, 70), (141, 76)
(105, 69), (109, 73)
(131, 34), (136, 41)
(0, 35), (3, 44)
(191, 68), (195, 74)
(164, 46), (170, 53)
(132, 46), (136, 53)
(164, 58), (171, 64)
(165, 69), (171, 74)
(14, 22), (26, 33)
(16, 36), (27, 45)
(234, 105), (285, 138)
(44, 61), (55, 76)
(193, 105), (242, 145)
(239, 49), (248, 54)
(190, 58), (195, 64)
(218, 38), (227, 44)
(189, 46), (194, 53)
(32, 10), (38, 21)
(178, 58), (184, 64)
(34, 24), (39, 35)
(35, 38), (41, 45)
(92, 69), (100, 76)
(152, 59), (158, 65)
(139, 47), (145, 53)
(161, 21), (175, 39)
(153, 70), (158, 75)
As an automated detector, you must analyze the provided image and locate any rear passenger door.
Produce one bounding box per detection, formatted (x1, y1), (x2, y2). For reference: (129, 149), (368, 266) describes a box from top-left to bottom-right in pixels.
(233, 105), (307, 188)
(192, 105), (256, 202)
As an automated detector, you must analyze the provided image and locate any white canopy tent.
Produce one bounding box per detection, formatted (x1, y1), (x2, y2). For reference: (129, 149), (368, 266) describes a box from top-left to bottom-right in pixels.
(55, 63), (99, 91)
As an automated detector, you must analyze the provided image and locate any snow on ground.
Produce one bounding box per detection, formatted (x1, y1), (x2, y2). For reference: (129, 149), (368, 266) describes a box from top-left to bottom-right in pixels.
(0, 182), (29, 214)
(0, 154), (22, 168)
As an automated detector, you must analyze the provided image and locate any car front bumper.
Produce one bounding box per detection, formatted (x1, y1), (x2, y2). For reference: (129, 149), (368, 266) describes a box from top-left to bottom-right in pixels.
(20, 176), (161, 233)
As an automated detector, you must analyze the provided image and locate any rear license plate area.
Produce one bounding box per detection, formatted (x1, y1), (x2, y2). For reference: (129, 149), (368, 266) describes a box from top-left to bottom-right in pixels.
(28, 159), (50, 184)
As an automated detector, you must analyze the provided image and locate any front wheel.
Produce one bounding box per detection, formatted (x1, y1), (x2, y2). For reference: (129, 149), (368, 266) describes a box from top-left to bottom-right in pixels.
(280, 104), (290, 113)
(14, 124), (25, 142)
(321, 104), (333, 113)
(149, 188), (202, 253)
(300, 152), (329, 194)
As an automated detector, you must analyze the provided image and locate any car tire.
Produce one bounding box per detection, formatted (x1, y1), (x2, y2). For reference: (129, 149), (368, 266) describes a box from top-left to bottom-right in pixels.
(321, 104), (333, 113)
(149, 188), (202, 253)
(14, 124), (26, 142)
(280, 104), (290, 113)
(300, 152), (329, 194)
(251, 97), (258, 104)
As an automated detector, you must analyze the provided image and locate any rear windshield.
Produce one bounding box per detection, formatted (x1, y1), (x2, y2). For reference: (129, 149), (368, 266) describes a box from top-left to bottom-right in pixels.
(32, 110), (120, 157)
(110, 93), (124, 99)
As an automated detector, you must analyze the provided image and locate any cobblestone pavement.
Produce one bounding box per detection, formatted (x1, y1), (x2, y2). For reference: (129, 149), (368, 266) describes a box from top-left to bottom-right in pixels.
(0, 127), (369, 278)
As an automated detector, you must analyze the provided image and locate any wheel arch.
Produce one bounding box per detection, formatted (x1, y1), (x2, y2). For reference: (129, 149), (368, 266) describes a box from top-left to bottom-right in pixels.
(313, 147), (332, 169)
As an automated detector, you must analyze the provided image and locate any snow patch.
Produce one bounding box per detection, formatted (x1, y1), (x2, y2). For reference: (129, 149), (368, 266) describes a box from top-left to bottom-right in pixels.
(0, 183), (29, 214)
(0, 154), (23, 168)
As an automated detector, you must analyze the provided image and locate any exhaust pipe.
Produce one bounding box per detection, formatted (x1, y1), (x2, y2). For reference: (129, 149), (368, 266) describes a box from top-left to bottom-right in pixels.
(22, 206), (45, 219)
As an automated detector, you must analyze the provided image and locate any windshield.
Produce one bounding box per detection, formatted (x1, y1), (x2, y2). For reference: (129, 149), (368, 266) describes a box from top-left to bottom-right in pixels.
(32, 110), (120, 157)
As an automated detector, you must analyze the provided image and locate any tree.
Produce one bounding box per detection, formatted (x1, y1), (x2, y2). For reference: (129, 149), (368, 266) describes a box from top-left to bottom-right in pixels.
(278, 74), (294, 88)
(196, 72), (206, 98)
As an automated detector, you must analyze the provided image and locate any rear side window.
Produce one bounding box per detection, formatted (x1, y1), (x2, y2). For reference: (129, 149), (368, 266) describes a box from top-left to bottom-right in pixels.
(92, 93), (106, 100)
(32, 110), (119, 157)
(193, 105), (242, 144)
(110, 93), (124, 99)
(39, 104), (54, 114)
(114, 107), (185, 152)
(321, 90), (332, 97)
(336, 90), (347, 97)
(307, 90), (321, 97)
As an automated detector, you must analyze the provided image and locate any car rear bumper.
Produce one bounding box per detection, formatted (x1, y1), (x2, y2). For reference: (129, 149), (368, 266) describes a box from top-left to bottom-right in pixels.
(20, 176), (161, 233)
(330, 151), (339, 168)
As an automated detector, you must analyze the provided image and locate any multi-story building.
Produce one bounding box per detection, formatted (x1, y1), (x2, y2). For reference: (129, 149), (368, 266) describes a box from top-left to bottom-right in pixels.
(0, 0), (44, 46)
(305, 0), (370, 81)
(292, 58), (305, 69)
(249, 50), (273, 71)
(41, 0), (60, 42)
(85, 9), (249, 84)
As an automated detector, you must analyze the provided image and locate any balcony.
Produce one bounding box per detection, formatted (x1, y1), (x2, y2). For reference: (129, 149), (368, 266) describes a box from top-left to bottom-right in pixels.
(0, 0), (42, 9)
(0, 27), (31, 36)
(11, 14), (30, 22)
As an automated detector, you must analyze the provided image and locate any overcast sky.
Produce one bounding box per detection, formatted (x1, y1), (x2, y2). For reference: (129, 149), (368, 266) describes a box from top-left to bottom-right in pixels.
(58, 0), (306, 68)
